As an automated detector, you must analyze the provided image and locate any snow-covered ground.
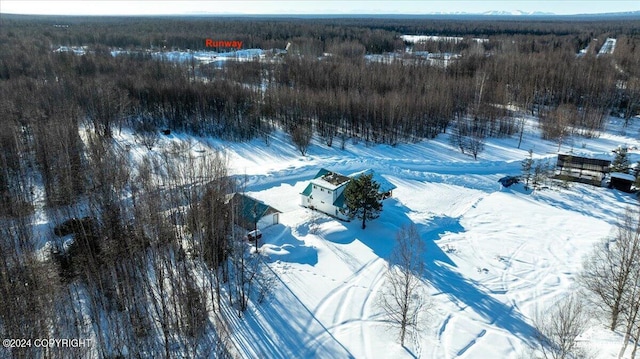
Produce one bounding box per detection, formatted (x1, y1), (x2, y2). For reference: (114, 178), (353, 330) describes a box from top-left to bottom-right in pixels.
(401, 35), (489, 44)
(115, 114), (640, 358)
(110, 48), (265, 65)
(598, 38), (617, 56)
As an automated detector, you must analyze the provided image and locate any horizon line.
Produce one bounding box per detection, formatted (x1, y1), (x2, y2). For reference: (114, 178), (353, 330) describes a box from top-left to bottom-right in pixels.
(2, 10), (640, 17)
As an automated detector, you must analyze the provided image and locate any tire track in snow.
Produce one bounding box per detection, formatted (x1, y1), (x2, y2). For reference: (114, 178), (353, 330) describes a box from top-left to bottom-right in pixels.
(432, 313), (453, 359)
(359, 259), (388, 359)
(514, 257), (563, 316)
(525, 239), (572, 310)
(303, 258), (378, 339)
(361, 262), (387, 319)
(500, 231), (572, 317)
(311, 257), (381, 320)
(334, 284), (357, 327)
(260, 261), (354, 358)
(243, 153), (530, 195)
(498, 239), (531, 302)
(455, 329), (486, 357)
(303, 258), (387, 357)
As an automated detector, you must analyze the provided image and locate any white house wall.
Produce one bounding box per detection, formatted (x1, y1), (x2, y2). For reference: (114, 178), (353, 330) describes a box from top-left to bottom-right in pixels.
(305, 185), (349, 220)
(310, 197), (337, 217)
(311, 184), (335, 204)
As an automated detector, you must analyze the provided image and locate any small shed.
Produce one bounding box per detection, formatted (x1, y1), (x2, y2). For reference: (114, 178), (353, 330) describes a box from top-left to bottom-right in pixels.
(610, 172), (635, 193)
(227, 193), (281, 231)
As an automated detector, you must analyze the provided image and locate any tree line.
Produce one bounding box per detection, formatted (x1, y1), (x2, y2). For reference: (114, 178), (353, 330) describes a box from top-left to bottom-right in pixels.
(1, 16), (639, 154)
(0, 128), (277, 357)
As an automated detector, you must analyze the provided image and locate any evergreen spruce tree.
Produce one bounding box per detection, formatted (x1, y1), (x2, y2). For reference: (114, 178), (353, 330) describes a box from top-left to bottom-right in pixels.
(612, 146), (630, 173)
(344, 173), (382, 229)
(521, 149), (534, 190)
(532, 160), (551, 190)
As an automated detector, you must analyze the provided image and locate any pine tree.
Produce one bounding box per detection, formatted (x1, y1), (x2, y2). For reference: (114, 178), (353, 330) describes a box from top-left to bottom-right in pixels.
(611, 146), (630, 173)
(521, 149), (534, 190)
(344, 173), (382, 229)
(532, 159), (550, 190)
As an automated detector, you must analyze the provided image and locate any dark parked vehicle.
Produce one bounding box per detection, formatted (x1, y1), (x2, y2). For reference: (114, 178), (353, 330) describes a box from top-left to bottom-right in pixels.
(247, 229), (262, 241)
(498, 176), (520, 188)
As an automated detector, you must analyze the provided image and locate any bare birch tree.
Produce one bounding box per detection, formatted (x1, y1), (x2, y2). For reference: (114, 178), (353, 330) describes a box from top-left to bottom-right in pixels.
(579, 208), (640, 331)
(378, 223), (429, 347)
(291, 122), (312, 156)
(532, 294), (591, 359)
(618, 262), (640, 359)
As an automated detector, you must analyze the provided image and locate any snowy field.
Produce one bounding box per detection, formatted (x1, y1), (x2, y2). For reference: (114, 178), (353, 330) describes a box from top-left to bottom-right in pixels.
(118, 115), (640, 358)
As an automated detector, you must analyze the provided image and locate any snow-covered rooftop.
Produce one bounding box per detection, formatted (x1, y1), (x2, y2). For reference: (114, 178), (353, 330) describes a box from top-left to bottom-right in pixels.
(349, 169), (397, 193)
(310, 171), (351, 190)
(611, 172), (635, 181)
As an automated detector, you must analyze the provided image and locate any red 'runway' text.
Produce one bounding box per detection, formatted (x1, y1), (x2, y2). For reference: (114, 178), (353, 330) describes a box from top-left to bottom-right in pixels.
(205, 39), (243, 50)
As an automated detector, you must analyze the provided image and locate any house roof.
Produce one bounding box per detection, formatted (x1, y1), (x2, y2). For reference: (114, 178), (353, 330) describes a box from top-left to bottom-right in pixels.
(313, 168), (332, 179)
(349, 169), (397, 193)
(310, 170), (351, 190)
(557, 154), (611, 168)
(333, 191), (346, 208)
(302, 168), (396, 197)
(228, 193), (281, 223)
(301, 183), (313, 196)
(611, 172), (635, 182)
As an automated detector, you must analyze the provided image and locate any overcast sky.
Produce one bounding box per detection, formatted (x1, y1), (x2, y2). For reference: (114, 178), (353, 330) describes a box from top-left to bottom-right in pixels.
(2, 1), (639, 16)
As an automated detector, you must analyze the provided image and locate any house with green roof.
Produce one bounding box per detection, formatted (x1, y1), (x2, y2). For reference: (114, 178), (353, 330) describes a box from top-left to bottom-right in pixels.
(300, 168), (396, 220)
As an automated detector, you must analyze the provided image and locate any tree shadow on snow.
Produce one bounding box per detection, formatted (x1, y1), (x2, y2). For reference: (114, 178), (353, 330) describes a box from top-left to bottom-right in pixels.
(349, 199), (459, 267)
(296, 216), (335, 237)
(423, 260), (536, 346)
(356, 199), (537, 346)
(231, 270), (354, 359)
(523, 184), (635, 226)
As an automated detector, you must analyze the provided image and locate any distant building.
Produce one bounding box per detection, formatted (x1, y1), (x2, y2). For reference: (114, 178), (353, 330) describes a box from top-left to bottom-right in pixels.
(556, 154), (611, 186)
(226, 193), (281, 231)
(609, 172), (635, 193)
(53, 46), (86, 55)
(300, 168), (396, 220)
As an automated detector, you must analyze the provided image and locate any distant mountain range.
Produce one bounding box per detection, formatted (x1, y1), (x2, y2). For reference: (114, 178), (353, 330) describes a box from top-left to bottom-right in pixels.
(426, 10), (640, 16)
(481, 10), (555, 16)
(424, 10), (554, 16)
(178, 10), (640, 18)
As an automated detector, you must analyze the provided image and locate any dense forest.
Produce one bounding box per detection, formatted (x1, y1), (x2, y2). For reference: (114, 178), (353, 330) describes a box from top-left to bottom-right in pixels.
(1, 14), (640, 358)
